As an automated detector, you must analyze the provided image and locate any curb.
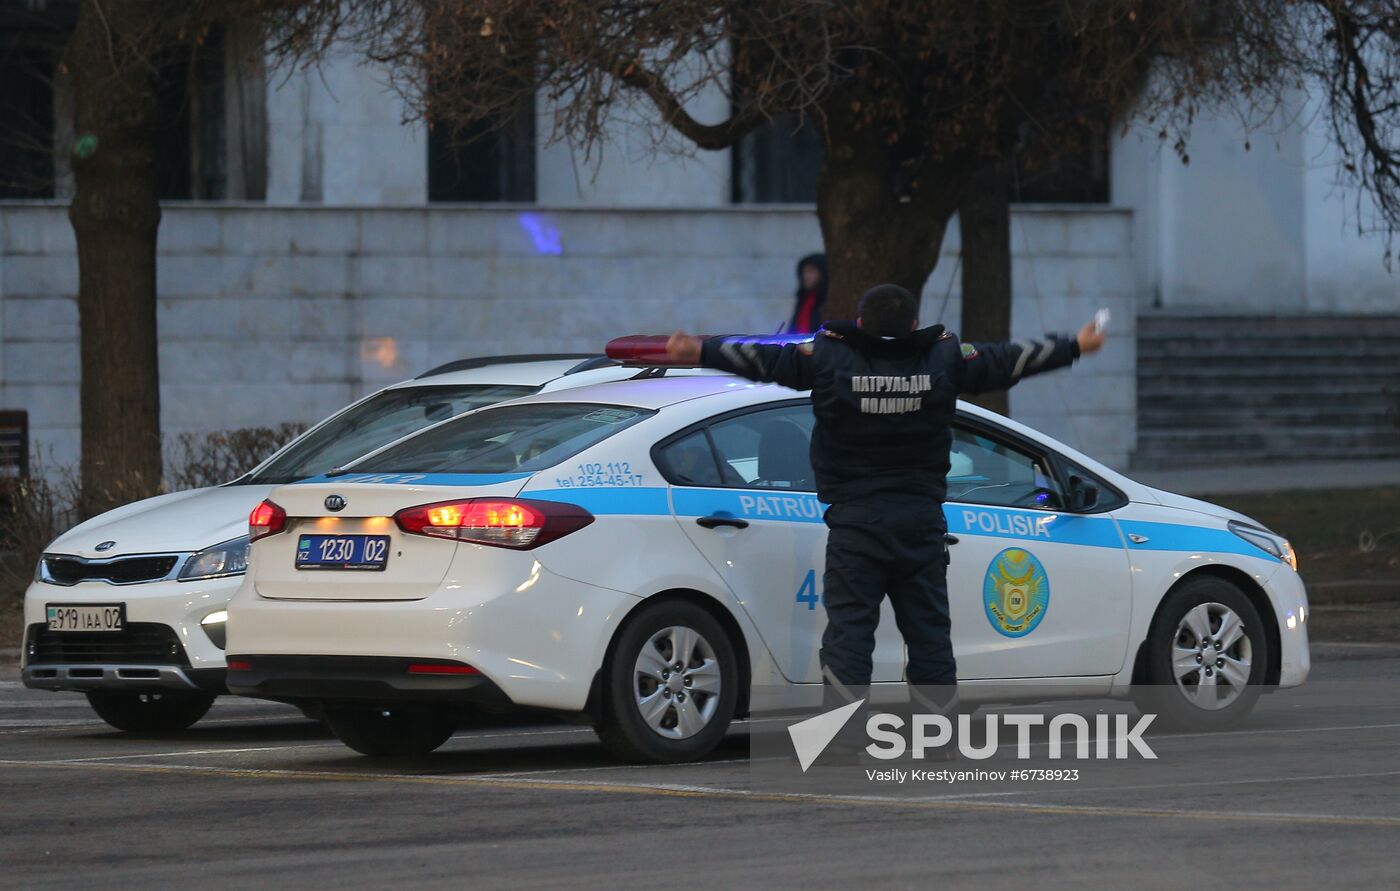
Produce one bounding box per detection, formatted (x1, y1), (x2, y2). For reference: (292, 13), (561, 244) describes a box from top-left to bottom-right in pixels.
(1310, 641), (1400, 661)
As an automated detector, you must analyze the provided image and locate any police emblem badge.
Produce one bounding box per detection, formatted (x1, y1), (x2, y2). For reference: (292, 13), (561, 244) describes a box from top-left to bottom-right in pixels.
(982, 547), (1050, 637)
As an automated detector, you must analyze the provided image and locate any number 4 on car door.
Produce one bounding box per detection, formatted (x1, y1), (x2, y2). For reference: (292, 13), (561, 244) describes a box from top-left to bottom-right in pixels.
(796, 569), (820, 610)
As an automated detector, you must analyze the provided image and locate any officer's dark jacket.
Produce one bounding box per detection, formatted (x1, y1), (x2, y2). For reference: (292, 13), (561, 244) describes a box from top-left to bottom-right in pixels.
(699, 321), (1079, 505)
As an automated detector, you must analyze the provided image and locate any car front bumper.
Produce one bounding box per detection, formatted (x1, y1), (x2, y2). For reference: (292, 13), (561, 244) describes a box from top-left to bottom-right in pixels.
(22, 662), (227, 695)
(1265, 565), (1310, 688)
(21, 573), (242, 693)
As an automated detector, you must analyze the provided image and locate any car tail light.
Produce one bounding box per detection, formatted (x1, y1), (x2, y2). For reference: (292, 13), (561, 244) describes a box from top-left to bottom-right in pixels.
(393, 498), (593, 549)
(248, 500), (287, 542)
(226, 659), (252, 672)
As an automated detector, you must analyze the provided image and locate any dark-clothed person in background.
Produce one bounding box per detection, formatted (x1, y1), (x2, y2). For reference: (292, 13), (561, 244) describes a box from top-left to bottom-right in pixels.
(788, 253), (827, 333)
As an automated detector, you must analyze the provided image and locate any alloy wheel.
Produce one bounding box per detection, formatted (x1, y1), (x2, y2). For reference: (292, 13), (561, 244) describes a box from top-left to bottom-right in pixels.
(632, 625), (722, 739)
(1171, 601), (1253, 710)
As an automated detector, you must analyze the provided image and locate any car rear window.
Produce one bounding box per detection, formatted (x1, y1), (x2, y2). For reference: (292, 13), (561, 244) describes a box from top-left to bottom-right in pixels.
(349, 403), (653, 474)
(244, 384), (535, 484)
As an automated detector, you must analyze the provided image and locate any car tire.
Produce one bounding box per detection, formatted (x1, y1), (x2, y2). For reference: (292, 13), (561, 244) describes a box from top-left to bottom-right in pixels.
(1134, 575), (1269, 732)
(325, 705), (456, 757)
(85, 691), (214, 733)
(595, 600), (740, 764)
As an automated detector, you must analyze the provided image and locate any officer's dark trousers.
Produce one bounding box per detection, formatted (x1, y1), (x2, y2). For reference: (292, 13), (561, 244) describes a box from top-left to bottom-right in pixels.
(819, 495), (956, 691)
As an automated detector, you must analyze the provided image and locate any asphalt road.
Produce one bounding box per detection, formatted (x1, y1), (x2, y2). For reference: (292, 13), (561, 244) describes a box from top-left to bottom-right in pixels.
(2, 648), (1399, 890)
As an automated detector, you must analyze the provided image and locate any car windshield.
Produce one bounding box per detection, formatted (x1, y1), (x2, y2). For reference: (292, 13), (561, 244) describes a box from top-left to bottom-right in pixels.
(348, 403), (652, 475)
(241, 384), (535, 484)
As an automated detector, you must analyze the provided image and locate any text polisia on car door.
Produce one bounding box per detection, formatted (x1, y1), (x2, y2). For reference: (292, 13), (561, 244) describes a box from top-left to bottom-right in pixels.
(940, 427), (1133, 680)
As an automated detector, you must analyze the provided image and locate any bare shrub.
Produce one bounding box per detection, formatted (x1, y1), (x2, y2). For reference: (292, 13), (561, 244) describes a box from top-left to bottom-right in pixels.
(166, 423), (308, 491)
(0, 462), (80, 613)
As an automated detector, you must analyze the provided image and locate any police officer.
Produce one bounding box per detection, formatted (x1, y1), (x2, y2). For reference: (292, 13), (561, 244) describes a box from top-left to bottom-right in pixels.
(666, 283), (1107, 714)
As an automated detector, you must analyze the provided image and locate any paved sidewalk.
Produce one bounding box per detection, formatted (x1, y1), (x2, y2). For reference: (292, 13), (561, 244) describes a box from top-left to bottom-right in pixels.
(1131, 459), (1400, 496)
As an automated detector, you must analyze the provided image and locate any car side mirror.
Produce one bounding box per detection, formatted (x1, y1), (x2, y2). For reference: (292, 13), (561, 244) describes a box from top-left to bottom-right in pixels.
(1068, 475), (1099, 512)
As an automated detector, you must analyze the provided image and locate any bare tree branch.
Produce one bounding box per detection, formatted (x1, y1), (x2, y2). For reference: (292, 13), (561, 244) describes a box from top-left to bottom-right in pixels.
(615, 58), (763, 149)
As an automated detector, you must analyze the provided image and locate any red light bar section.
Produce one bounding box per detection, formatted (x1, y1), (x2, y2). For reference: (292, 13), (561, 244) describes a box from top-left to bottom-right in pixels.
(226, 660), (252, 672)
(604, 333), (817, 366)
(604, 334), (697, 366)
(407, 663), (481, 676)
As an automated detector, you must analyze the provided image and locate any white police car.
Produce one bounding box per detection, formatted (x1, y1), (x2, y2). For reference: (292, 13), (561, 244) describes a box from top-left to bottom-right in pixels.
(21, 354), (641, 733)
(225, 373), (1310, 761)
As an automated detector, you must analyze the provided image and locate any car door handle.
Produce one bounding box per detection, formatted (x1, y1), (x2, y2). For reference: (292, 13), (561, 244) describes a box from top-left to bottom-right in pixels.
(944, 533), (960, 545)
(696, 515), (749, 530)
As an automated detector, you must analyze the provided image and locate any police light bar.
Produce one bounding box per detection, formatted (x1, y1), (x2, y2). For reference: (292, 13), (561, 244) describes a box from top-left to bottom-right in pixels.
(604, 332), (816, 366)
(604, 335), (693, 366)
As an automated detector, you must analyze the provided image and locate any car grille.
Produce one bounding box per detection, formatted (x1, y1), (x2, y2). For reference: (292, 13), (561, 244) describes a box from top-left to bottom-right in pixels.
(43, 555), (178, 586)
(25, 623), (189, 666)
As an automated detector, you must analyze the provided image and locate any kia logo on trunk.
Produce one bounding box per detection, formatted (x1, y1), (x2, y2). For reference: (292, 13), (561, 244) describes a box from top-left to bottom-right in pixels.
(95, 541), (116, 552)
(324, 495), (347, 512)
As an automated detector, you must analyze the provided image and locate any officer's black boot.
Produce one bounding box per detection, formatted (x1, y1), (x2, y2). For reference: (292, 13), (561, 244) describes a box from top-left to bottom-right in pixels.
(905, 684), (960, 762)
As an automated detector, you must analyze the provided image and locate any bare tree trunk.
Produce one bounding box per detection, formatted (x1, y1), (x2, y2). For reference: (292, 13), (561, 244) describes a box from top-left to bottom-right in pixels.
(66, 1), (164, 516)
(810, 92), (978, 322)
(815, 138), (969, 321)
(958, 162), (1013, 414)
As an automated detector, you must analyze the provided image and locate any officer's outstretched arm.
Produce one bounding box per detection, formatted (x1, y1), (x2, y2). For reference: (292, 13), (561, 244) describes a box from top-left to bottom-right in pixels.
(957, 334), (1080, 394)
(699, 336), (816, 391)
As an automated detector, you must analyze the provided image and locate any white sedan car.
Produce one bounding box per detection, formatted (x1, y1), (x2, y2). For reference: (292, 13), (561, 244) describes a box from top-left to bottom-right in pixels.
(226, 375), (1310, 762)
(21, 354), (638, 732)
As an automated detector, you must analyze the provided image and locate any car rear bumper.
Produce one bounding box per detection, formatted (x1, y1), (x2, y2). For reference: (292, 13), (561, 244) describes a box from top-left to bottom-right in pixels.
(226, 561), (641, 712)
(225, 655), (511, 709)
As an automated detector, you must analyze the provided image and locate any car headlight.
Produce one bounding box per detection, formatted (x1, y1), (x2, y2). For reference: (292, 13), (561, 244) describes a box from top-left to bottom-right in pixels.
(200, 609), (228, 649)
(178, 536), (250, 581)
(1228, 520), (1298, 571)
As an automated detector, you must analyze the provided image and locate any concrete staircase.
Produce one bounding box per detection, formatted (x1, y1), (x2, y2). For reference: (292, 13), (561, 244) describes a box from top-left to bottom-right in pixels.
(1134, 314), (1400, 468)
